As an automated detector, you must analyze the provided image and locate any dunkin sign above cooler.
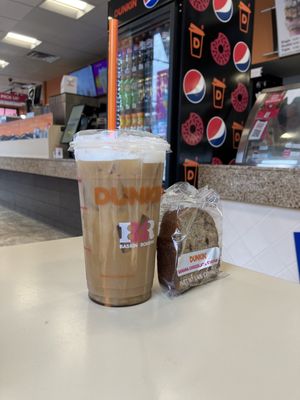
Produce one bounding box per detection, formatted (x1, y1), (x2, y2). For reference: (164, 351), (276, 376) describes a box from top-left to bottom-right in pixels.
(109, 0), (169, 24)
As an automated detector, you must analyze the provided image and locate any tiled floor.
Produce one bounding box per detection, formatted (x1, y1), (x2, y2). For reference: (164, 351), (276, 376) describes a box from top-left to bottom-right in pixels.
(0, 204), (70, 247)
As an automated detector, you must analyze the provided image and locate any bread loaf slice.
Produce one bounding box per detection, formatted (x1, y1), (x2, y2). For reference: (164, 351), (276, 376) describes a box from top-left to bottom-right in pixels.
(157, 207), (220, 294)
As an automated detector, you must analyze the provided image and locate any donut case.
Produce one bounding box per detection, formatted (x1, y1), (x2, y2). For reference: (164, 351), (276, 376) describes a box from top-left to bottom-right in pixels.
(236, 84), (300, 168)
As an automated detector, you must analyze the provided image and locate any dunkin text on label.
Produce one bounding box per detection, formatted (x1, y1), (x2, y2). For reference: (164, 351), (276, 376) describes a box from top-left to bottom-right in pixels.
(177, 247), (220, 277)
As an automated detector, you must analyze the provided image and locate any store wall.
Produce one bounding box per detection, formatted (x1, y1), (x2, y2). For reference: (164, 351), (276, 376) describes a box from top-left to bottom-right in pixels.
(222, 200), (300, 283)
(252, 0), (277, 64)
(44, 76), (62, 104)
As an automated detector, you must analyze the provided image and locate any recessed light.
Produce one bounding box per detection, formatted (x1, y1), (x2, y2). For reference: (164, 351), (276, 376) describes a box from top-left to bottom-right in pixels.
(39, 0), (95, 19)
(2, 32), (41, 49)
(0, 59), (9, 69)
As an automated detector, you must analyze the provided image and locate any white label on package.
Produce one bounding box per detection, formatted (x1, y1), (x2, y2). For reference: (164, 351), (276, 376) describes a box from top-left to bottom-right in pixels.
(249, 120), (268, 141)
(177, 247), (220, 277)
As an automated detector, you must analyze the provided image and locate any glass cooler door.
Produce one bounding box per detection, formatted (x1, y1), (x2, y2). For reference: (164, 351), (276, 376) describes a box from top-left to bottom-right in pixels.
(236, 85), (300, 168)
(117, 18), (170, 140)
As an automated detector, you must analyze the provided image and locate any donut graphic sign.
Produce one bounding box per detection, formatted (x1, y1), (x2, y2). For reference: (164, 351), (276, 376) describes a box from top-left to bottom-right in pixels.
(189, 0), (210, 12)
(207, 117), (227, 148)
(233, 42), (251, 72)
(210, 33), (231, 66)
(183, 69), (206, 104)
(213, 0), (233, 23)
(181, 113), (204, 146)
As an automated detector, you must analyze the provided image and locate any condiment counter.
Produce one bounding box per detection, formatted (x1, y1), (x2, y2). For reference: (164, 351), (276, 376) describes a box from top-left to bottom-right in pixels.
(0, 156), (80, 235)
(0, 155), (76, 180)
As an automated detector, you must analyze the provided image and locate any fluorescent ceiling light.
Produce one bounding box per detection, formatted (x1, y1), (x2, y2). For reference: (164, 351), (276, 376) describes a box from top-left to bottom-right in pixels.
(39, 0), (95, 19)
(2, 32), (41, 49)
(0, 59), (9, 69)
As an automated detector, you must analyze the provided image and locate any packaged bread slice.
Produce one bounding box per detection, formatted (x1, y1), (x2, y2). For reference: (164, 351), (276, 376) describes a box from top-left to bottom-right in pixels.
(157, 192), (221, 295)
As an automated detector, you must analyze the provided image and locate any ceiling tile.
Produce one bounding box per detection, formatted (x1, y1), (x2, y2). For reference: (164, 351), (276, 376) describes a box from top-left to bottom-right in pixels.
(0, 17), (19, 32)
(0, 0), (33, 20)
(0, 0), (110, 90)
(88, 0), (109, 5)
(0, 42), (29, 57)
(13, 0), (43, 5)
(81, 3), (108, 26)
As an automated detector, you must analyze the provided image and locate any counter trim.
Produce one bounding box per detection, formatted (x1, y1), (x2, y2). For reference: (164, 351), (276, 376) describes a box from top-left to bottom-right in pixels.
(0, 156), (77, 180)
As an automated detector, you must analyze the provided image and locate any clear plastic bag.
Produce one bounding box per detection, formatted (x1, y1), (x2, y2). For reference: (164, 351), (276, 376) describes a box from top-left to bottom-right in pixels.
(157, 182), (222, 296)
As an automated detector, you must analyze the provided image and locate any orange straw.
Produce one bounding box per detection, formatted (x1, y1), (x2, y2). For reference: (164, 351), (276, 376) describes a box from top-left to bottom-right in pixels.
(108, 18), (118, 130)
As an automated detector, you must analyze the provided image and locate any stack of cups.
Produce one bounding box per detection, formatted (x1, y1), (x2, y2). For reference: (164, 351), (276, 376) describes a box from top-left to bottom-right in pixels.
(71, 130), (170, 306)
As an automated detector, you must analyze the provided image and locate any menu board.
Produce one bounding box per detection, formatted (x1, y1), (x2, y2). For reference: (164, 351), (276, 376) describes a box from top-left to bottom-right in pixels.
(92, 60), (108, 96)
(70, 66), (97, 97)
(276, 0), (300, 57)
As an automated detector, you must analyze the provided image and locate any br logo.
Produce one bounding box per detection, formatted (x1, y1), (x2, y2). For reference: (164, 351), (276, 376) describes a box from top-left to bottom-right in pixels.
(118, 219), (155, 249)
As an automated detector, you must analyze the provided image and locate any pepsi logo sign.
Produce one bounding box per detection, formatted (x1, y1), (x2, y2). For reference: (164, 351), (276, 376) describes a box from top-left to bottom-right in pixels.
(207, 117), (227, 148)
(183, 69), (206, 104)
(143, 0), (159, 8)
(233, 42), (251, 73)
(213, 0), (233, 23)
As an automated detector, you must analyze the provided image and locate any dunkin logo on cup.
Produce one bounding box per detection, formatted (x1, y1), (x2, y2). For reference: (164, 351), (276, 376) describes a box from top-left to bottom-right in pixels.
(118, 219), (155, 249)
(94, 186), (161, 206)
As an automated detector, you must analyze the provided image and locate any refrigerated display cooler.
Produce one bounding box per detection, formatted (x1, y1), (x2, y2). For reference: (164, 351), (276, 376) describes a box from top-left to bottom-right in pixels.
(108, 0), (254, 185)
(109, 0), (179, 184)
(236, 84), (300, 168)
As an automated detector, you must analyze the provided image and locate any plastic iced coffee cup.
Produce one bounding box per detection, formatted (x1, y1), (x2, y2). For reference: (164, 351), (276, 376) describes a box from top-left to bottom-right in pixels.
(71, 130), (170, 306)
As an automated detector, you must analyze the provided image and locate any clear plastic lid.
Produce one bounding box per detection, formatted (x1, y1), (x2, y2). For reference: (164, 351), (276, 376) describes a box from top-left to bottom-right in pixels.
(70, 129), (170, 162)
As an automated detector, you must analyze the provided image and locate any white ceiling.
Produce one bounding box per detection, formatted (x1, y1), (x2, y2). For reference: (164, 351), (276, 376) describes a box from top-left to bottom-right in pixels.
(0, 0), (109, 91)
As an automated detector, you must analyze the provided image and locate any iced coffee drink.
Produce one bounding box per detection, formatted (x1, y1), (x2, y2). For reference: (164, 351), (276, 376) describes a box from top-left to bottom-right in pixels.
(72, 130), (169, 306)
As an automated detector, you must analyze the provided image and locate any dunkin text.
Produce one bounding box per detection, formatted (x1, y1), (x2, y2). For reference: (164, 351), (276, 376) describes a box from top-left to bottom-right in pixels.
(95, 186), (161, 206)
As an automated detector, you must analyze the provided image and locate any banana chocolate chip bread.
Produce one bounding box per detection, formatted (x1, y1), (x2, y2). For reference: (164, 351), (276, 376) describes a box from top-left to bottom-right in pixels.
(157, 207), (220, 295)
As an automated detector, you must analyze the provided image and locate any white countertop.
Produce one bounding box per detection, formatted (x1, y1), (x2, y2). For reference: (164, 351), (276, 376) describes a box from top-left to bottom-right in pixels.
(0, 237), (300, 400)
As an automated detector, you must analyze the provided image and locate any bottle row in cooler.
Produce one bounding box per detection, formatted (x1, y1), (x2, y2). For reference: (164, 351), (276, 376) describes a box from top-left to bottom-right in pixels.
(119, 38), (153, 80)
(118, 26), (170, 80)
(119, 71), (168, 120)
(119, 110), (167, 136)
(119, 76), (152, 114)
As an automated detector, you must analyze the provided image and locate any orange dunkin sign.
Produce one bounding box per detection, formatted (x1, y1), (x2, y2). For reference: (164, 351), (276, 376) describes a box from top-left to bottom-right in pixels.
(114, 0), (138, 18)
(212, 78), (226, 109)
(95, 186), (161, 206)
(232, 122), (244, 149)
(189, 23), (205, 59)
(238, 2), (251, 34)
(183, 159), (200, 187)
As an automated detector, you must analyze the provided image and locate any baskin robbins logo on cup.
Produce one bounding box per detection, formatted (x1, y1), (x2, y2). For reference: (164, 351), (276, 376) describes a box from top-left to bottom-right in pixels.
(118, 218), (155, 249)
(233, 42), (251, 73)
(213, 0), (233, 23)
(206, 116), (227, 148)
(183, 69), (206, 104)
(143, 0), (159, 8)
